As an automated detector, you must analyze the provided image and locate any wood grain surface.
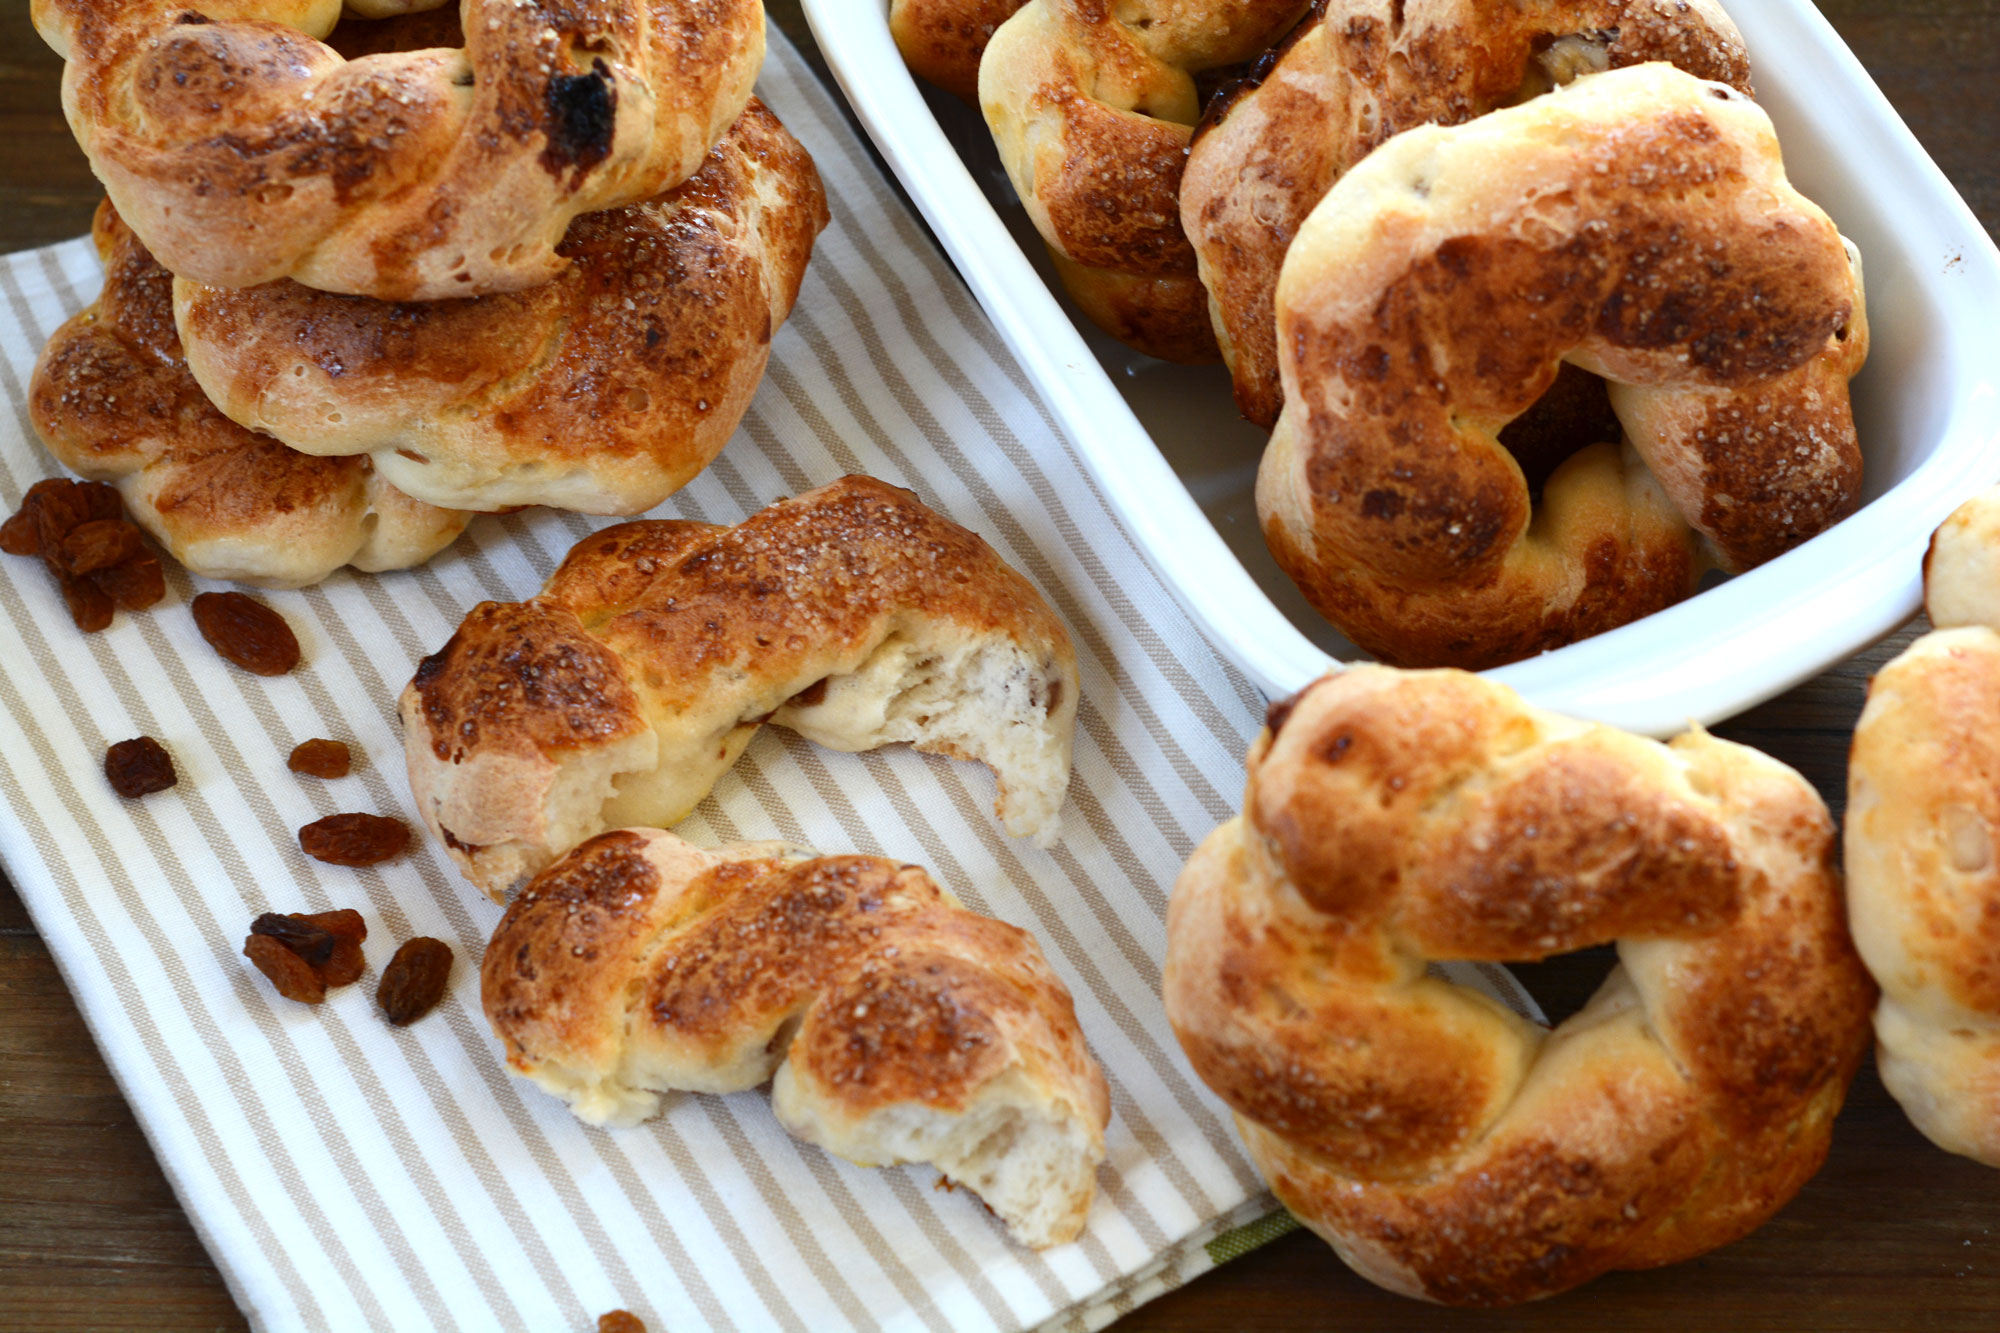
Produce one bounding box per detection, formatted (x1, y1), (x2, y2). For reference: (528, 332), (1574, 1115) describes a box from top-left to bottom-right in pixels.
(2, 3), (1996, 1330)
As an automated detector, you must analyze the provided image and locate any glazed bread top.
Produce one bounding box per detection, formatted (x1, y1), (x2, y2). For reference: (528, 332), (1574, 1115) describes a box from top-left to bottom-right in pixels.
(33, 0), (764, 298)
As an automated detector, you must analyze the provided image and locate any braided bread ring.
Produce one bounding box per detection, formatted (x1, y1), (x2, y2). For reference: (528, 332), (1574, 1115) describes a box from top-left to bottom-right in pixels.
(30, 200), (471, 587)
(1165, 666), (1873, 1305)
(403, 476), (1078, 898)
(483, 829), (1109, 1248)
(174, 97), (826, 515)
(33, 0), (764, 299)
(980, 0), (1307, 362)
(1184, 0), (1750, 426)
(1844, 488), (2000, 1167)
(1259, 64), (1866, 668)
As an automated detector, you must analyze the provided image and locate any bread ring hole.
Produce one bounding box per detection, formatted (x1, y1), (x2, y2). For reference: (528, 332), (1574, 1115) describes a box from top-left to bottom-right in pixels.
(624, 387), (651, 413)
(1498, 942), (1619, 1028)
(1510, 33), (1613, 106)
(1497, 364), (1620, 500)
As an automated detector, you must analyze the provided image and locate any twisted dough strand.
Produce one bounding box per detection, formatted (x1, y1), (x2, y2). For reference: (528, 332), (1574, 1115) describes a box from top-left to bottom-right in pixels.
(1166, 666), (1873, 1304)
(483, 829), (1110, 1249)
(980, 0), (1307, 362)
(33, 0), (764, 298)
(1258, 65), (1866, 667)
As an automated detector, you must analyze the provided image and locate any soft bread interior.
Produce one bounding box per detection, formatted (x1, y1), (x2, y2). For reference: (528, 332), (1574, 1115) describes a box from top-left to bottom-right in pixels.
(775, 632), (1072, 846)
(774, 1063), (1101, 1250)
(596, 630), (1073, 848)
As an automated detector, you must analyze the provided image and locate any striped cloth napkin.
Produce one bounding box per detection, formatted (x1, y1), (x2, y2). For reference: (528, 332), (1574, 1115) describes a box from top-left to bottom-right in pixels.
(0, 31), (1537, 1333)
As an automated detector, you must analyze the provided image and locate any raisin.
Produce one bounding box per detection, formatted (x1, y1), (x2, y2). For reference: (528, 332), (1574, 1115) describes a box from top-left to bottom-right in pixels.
(299, 812), (408, 866)
(92, 552), (165, 611)
(246, 908), (367, 988)
(317, 935), (367, 987)
(598, 1313), (648, 1333)
(192, 590), (301, 675)
(376, 937), (452, 1026)
(249, 912), (334, 966)
(297, 909), (367, 987)
(104, 736), (178, 797)
(58, 518), (145, 575)
(288, 738), (352, 779)
(62, 574), (114, 632)
(243, 933), (326, 1003)
(33, 479), (120, 555)
(296, 907), (367, 946)
(0, 506), (38, 556)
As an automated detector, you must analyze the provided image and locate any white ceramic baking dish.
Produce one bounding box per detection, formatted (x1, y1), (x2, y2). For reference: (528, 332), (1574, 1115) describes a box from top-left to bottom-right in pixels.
(803, 0), (2000, 734)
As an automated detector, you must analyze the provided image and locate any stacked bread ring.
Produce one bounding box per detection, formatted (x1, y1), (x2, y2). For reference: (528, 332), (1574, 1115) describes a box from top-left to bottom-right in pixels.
(26, 4), (829, 581)
(34, 0), (766, 297)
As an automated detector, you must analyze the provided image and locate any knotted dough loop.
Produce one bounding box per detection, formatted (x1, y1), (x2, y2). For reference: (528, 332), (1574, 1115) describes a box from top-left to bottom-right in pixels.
(1259, 65), (1867, 668)
(30, 200), (471, 587)
(890, 0), (1026, 102)
(174, 96), (827, 515)
(33, 0), (764, 299)
(1844, 487), (2000, 1168)
(402, 476), (1079, 898)
(483, 829), (1110, 1248)
(980, 0), (1308, 362)
(1164, 665), (1873, 1305)
(1184, 0), (1751, 426)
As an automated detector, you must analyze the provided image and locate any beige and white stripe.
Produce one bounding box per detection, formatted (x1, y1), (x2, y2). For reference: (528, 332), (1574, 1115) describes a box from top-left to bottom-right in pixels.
(0, 33), (1537, 1332)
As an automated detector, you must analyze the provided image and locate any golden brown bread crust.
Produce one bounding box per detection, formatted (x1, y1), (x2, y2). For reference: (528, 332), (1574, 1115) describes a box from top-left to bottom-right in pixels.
(173, 97), (827, 515)
(890, 0), (1026, 102)
(402, 475), (1079, 898)
(979, 0), (1308, 362)
(1258, 65), (1867, 668)
(1844, 488), (2000, 1168)
(482, 828), (1110, 1248)
(1165, 666), (1874, 1305)
(32, 0), (764, 299)
(28, 200), (471, 587)
(1185, 0), (1751, 425)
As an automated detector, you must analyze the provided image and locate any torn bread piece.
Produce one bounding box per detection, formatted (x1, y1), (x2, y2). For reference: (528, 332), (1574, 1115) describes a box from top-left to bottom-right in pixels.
(481, 829), (1109, 1248)
(402, 476), (1079, 898)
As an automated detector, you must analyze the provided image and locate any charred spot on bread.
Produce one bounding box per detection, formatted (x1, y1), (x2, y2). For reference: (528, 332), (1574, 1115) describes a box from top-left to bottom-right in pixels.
(542, 61), (618, 181)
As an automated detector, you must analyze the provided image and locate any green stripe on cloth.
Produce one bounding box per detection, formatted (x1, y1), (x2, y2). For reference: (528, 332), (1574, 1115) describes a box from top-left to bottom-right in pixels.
(1205, 1211), (1301, 1265)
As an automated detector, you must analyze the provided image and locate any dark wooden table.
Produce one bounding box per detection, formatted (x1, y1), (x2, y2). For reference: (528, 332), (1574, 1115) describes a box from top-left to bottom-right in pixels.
(3, 3), (1996, 1330)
